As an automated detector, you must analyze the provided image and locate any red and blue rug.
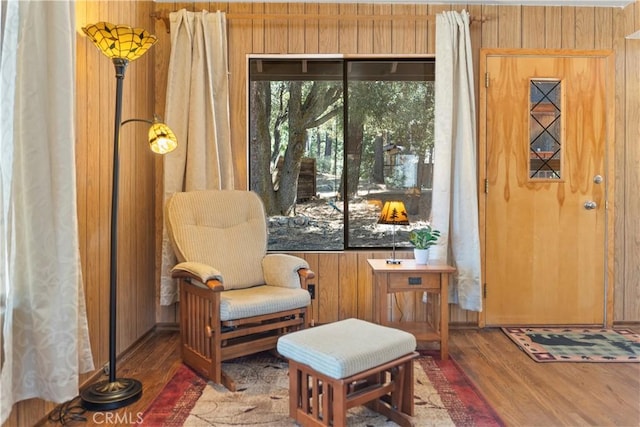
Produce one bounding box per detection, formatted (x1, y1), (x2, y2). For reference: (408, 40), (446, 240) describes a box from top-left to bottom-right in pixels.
(141, 351), (503, 426)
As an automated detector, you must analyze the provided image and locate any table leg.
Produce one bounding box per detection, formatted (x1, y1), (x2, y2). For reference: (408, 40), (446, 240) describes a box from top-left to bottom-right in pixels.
(440, 273), (449, 360)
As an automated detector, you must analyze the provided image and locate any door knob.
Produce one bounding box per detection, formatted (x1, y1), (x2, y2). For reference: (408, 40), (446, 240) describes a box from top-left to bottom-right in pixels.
(584, 201), (597, 210)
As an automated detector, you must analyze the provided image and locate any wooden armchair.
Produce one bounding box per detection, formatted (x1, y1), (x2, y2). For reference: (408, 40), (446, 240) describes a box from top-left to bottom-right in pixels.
(165, 190), (314, 391)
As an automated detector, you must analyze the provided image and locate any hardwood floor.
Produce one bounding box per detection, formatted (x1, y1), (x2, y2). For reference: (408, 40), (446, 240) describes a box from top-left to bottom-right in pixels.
(449, 328), (640, 427)
(39, 326), (640, 426)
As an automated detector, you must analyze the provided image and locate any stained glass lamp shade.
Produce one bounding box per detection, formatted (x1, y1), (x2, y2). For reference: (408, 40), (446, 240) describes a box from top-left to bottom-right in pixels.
(82, 22), (157, 61)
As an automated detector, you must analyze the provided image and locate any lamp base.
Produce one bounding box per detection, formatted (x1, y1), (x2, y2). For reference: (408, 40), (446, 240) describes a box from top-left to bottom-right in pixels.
(385, 258), (402, 264)
(80, 378), (142, 411)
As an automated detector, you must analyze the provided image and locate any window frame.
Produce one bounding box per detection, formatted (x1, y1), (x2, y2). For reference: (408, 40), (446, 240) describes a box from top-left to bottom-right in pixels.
(247, 54), (437, 252)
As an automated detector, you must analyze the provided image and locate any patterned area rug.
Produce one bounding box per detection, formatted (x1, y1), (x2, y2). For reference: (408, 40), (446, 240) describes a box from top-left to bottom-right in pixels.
(502, 327), (640, 362)
(141, 352), (503, 426)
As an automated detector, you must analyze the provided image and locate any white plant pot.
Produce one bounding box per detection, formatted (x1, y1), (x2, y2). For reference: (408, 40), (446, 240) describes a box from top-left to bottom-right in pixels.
(413, 248), (429, 265)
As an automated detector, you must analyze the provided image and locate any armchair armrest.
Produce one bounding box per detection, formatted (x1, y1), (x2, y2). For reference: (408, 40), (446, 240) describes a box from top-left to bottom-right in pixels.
(171, 261), (224, 291)
(263, 254), (313, 289)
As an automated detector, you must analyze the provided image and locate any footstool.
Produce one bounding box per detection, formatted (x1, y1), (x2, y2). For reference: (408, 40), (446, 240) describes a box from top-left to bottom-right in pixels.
(277, 318), (418, 427)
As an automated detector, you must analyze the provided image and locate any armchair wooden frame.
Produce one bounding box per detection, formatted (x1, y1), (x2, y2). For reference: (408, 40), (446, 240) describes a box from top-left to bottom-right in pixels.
(174, 268), (314, 391)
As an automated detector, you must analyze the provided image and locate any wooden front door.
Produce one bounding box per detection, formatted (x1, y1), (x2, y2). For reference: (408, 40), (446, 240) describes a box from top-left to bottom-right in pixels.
(480, 49), (614, 326)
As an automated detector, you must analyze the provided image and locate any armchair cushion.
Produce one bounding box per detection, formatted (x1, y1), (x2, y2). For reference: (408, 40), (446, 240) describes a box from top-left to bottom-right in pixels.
(166, 190), (267, 290)
(221, 286), (311, 321)
(263, 254), (310, 289)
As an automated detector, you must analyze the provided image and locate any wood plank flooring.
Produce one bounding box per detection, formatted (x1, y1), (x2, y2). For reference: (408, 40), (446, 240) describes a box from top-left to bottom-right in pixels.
(38, 327), (640, 426)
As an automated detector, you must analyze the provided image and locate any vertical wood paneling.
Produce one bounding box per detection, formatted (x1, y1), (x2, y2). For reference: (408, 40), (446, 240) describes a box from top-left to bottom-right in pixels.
(229, 2), (253, 190)
(562, 6), (577, 48)
(319, 3), (339, 53)
(481, 5), (499, 48)
(373, 3), (392, 54)
(357, 3), (373, 53)
(264, 3), (288, 53)
(545, 7), (563, 47)
(356, 252), (375, 321)
(287, 2), (305, 53)
(594, 7), (613, 49)
(575, 7), (596, 49)
(339, 4), (358, 53)
(252, 2), (265, 53)
(623, 4), (640, 320)
(392, 4), (416, 54)
(613, 6), (631, 322)
(318, 253), (340, 323)
(522, 6), (546, 48)
(154, 1), (176, 324)
(119, 0), (134, 353)
(304, 3), (319, 53)
(415, 4), (430, 54)
(498, 6), (522, 47)
(338, 252), (359, 319)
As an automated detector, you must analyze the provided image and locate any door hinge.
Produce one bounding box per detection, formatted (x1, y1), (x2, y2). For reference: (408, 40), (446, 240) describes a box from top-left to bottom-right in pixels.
(485, 72), (490, 88)
(483, 283), (487, 298)
(484, 178), (489, 194)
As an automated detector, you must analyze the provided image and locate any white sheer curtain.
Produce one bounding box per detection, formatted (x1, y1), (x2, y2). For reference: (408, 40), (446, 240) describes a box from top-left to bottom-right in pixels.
(431, 10), (483, 312)
(160, 10), (235, 305)
(0, 1), (94, 422)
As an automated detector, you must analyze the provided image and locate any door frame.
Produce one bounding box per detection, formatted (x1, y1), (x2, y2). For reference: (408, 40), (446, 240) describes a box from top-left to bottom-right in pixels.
(478, 48), (616, 327)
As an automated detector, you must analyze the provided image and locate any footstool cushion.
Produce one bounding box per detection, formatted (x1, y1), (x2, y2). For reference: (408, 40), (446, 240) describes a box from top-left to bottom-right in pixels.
(277, 318), (416, 379)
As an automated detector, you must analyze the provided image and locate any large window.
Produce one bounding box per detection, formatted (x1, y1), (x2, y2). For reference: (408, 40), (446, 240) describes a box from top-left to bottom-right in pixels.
(249, 57), (435, 251)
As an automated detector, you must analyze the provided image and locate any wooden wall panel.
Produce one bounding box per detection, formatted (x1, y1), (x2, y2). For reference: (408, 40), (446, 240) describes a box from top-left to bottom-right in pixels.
(546, 7), (563, 48)
(595, 8), (613, 49)
(522, 6), (546, 48)
(288, 3), (305, 53)
(8, 3), (640, 425)
(575, 7), (596, 49)
(304, 3), (320, 53)
(356, 3), (372, 53)
(373, 4), (392, 54)
(498, 6), (522, 47)
(320, 4), (340, 53)
(339, 4), (358, 52)
(562, 6), (577, 48)
(148, 1), (639, 331)
(623, 3), (640, 321)
(392, 4), (416, 54)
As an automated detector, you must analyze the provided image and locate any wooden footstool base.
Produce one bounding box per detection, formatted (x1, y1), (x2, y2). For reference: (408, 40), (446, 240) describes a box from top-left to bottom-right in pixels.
(277, 318), (418, 427)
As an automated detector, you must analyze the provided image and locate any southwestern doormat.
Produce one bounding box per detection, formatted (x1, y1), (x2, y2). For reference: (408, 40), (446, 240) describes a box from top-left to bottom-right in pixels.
(502, 327), (640, 362)
(141, 351), (503, 426)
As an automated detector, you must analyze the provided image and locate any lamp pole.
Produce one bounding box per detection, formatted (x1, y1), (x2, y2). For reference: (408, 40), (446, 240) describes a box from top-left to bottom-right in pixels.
(80, 58), (143, 411)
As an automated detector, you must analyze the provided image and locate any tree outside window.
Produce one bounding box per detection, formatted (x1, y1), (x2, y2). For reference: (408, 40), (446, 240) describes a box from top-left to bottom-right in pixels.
(249, 57), (435, 251)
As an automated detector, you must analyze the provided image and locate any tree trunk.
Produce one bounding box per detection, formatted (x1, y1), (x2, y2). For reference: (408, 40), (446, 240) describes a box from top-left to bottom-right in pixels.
(373, 133), (384, 184)
(341, 118), (363, 198)
(249, 82), (278, 213)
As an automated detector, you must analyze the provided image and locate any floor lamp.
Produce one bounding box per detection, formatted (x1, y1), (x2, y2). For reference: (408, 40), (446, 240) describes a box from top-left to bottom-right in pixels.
(80, 22), (178, 411)
(378, 201), (410, 264)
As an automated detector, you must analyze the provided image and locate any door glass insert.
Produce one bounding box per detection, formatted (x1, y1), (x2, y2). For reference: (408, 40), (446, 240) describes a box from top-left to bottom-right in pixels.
(529, 80), (561, 179)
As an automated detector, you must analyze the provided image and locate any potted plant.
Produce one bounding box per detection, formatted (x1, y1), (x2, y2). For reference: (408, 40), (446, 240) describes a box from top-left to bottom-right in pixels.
(408, 225), (441, 264)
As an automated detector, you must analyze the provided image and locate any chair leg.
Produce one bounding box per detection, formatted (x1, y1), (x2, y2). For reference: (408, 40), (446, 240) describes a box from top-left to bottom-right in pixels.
(221, 370), (237, 392)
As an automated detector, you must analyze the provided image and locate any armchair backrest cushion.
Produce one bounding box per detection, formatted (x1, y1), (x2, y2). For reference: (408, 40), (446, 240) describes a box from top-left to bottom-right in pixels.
(166, 190), (267, 290)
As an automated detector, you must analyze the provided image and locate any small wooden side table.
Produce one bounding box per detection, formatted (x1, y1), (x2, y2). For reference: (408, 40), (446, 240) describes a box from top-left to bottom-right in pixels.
(367, 259), (456, 360)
